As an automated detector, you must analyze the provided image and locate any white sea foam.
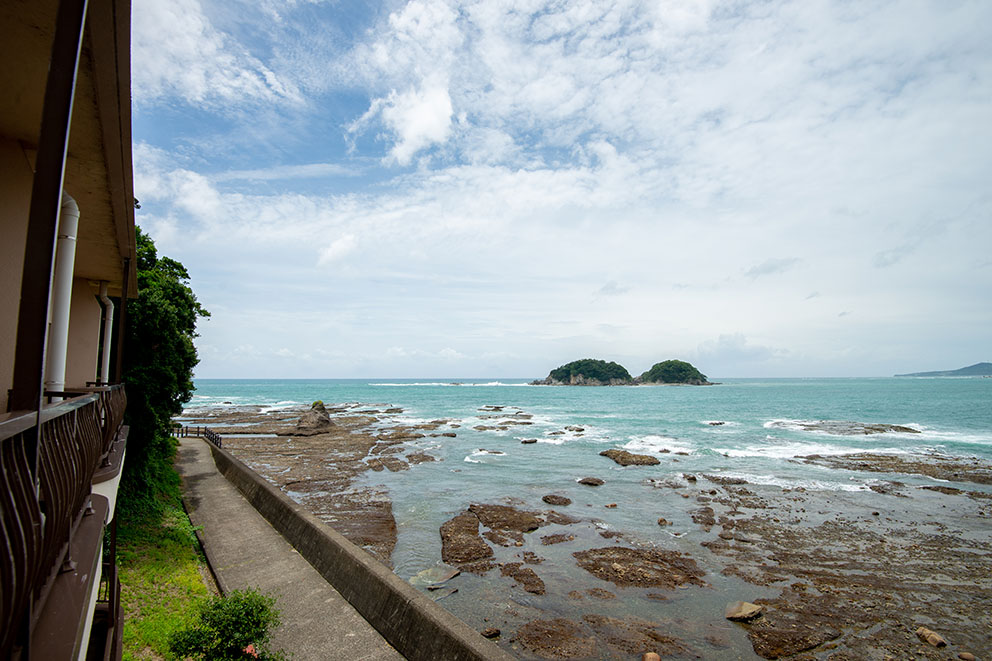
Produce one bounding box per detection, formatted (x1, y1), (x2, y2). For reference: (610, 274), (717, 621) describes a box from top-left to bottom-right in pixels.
(260, 400), (300, 412)
(464, 449), (506, 463)
(623, 435), (694, 455)
(706, 471), (868, 492)
(712, 442), (910, 459)
(909, 426), (992, 446)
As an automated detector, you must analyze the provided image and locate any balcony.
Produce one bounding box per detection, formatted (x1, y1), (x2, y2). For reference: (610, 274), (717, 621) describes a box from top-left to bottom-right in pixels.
(1, 384), (127, 660)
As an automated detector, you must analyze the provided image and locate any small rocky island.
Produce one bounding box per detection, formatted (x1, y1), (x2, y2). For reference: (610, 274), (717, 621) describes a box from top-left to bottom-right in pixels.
(532, 358), (712, 386)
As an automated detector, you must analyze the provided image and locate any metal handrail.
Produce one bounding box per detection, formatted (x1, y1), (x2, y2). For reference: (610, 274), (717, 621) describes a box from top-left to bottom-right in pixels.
(172, 423), (222, 448)
(0, 384), (126, 657)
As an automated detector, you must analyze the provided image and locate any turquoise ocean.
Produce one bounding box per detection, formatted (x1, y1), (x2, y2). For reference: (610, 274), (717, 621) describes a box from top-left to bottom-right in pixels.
(184, 376), (992, 653)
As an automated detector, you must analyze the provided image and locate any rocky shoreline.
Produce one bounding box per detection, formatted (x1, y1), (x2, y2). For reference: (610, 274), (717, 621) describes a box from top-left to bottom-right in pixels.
(178, 403), (992, 660)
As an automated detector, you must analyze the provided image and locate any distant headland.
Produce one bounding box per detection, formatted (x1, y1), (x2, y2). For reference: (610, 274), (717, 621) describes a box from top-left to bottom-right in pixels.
(894, 362), (992, 377)
(531, 358), (713, 386)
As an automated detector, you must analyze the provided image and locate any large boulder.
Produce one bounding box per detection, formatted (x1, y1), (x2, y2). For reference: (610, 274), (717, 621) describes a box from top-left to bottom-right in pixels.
(296, 401), (334, 435)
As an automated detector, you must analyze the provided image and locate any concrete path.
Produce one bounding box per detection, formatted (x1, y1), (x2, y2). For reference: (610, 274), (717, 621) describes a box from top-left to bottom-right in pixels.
(175, 436), (405, 660)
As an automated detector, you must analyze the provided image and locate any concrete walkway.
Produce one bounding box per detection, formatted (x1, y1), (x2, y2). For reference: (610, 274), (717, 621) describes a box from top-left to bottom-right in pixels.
(175, 436), (405, 660)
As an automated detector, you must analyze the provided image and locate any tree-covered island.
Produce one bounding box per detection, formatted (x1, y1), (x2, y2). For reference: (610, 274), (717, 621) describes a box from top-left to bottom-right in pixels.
(639, 359), (711, 385)
(532, 358), (713, 386)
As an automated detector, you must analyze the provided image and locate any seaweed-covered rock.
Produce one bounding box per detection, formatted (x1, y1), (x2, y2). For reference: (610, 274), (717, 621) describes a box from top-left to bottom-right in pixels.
(573, 547), (707, 589)
(440, 512), (493, 566)
(515, 619), (596, 659)
(600, 449), (661, 466)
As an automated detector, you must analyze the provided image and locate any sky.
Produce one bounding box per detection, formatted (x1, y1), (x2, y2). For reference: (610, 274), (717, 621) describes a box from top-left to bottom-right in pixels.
(130, 0), (992, 379)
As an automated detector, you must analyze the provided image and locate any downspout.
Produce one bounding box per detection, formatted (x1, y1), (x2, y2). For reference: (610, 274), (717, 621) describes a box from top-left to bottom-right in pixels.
(43, 191), (80, 397)
(98, 282), (114, 384)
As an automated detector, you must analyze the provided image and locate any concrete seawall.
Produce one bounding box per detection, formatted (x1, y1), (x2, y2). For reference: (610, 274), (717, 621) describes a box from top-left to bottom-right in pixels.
(207, 443), (515, 661)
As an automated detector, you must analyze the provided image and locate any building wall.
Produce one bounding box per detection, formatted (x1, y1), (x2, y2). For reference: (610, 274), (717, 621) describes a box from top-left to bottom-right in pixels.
(0, 137), (33, 412)
(65, 278), (101, 388)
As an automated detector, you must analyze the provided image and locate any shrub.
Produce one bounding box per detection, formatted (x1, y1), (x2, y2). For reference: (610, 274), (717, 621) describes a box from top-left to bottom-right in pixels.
(168, 589), (288, 660)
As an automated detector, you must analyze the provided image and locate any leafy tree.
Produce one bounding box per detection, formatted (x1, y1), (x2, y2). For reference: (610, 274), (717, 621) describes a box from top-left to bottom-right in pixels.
(168, 589), (288, 660)
(120, 226), (209, 509)
(640, 360), (708, 384)
(549, 359), (633, 383)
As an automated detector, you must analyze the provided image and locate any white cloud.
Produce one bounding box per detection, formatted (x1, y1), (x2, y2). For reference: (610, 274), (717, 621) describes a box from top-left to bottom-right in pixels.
(133, 0), (992, 377)
(318, 234), (358, 265)
(379, 80), (455, 165)
(744, 258), (803, 279)
(132, 0), (300, 107)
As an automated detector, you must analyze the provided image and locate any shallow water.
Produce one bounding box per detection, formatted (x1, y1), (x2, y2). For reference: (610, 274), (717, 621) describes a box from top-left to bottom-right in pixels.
(186, 377), (992, 657)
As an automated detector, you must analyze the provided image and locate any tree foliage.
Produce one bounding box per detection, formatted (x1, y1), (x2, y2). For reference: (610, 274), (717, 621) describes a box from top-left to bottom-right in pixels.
(121, 227), (209, 505)
(640, 360), (708, 384)
(549, 359), (633, 383)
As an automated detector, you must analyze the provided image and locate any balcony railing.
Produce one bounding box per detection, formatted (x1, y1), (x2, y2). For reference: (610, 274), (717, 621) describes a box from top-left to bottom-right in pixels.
(0, 384), (126, 659)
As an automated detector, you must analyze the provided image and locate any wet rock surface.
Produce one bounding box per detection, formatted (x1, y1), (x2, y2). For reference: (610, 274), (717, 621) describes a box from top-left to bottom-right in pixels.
(192, 405), (400, 564)
(187, 402), (992, 660)
(802, 451), (992, 484)
(500, 563), (546, 594)
(572, 547), (707, 589)
(769, 420), (921, 435)
(599, 449), (661, 466)
(440, 512), (495, 567)
(514, 619), (596, 659)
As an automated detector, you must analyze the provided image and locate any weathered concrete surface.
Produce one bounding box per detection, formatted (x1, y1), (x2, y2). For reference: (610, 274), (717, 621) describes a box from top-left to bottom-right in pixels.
(196, 437), (516, 661)
(176, 437), (403, 661)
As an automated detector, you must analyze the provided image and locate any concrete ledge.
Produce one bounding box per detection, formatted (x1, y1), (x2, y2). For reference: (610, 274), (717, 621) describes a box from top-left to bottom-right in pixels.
(208, 443), (515, 661)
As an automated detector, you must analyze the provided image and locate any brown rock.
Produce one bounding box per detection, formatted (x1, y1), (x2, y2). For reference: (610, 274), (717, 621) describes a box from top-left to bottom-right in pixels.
(521, 438), (538, 444)
(469, 503), (542, 532)
(542, 494), (572, 506)
(748, 625), (841, 659)
(578, 477), (605, 486)
(915, 626), (947, 647)
(500, 562), (546, 594)
(582, 614), (687, 656)
(522, 551), (543, 564)
(605, 503), (618, 508)
(545, 510), (581, 526)
(541, 533), (574, 545)
(481, 627), (500, 639)
(573, 547), (707, 588)
(691, 506), (716, 531)
(600, 449), (661, 466)
(440, 512), (493, 566)
(515, 619), (596, 659)
(657, 518), (671, 526)
(296, 406), (334, 435)
(725, 601), (763, 621)
(958, 653), (976, 661)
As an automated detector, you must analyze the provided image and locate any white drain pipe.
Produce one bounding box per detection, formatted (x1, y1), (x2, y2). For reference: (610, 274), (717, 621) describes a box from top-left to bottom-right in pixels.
(98, 281), (114, 384)
(44, 191), (80, 396)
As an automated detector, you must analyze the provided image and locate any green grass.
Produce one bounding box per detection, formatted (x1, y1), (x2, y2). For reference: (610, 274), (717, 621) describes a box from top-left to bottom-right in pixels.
(118, 442), (215, 660)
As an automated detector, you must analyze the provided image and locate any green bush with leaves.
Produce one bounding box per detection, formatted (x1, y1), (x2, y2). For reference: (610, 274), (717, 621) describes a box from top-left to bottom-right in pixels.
(168, 589), (288, 660)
